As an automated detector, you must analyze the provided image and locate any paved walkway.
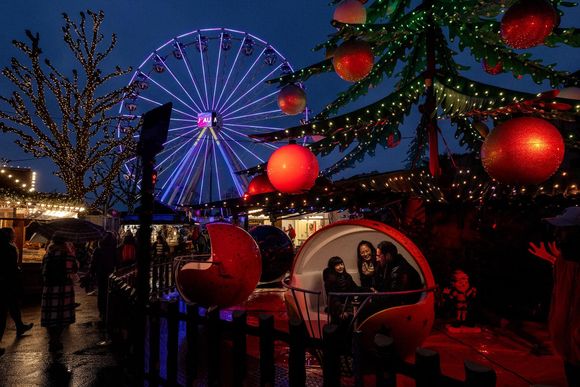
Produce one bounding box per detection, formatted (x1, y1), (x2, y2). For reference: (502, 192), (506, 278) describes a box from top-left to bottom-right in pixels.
(0, 286), (128, 387)
(0, 287), (569, 386)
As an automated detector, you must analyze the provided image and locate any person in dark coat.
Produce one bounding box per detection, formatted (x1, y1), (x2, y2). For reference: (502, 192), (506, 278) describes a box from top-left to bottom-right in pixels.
(41, 233), (78, 352)
(375, 241), (422, 305)
(152, 234), (170, 260)
(119, 231), (137, 266)
(356, 240), (377, 290)
(0, 227), (33, 353)
(90, 232), (118, 320)
(323, 256), (361, 324)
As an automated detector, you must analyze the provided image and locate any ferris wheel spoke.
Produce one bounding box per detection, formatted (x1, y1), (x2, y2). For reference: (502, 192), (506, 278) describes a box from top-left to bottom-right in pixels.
(155, 51), (203, 113)
(157, 135), (195, 174)
(226, 123), (283, 131)
(167, 123), (199, 133)
(223, 109), (282, 121)
(198, 34), (211, 110)
(159, 137), (203, 203)
(220, 127), (266, 164)
(220, 65), (281, 117)
(159, 128), (198, 149)
(211, 33), (224, 110)
(176, 140), (207, 205)
(137, 71), (199, 114)
(137, 93), (197, 120)
(220, 89), (278, 120)
(178, 50), (208, 112)
(214, 37), (245, 111)
(212, 143), (223, 199)
(216, 46), (267, 112)
(218, 133), (252, 171)
(169, 117), (197, 123)
(197, 139), (213, 204)
(220, 127), (278, 151)
(215, 133), (246, 195)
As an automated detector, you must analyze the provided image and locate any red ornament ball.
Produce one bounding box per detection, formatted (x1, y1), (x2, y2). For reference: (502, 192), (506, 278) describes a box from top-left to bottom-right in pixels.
(333, 40), (374, 82)
(267, 144), (319, 193)
(277, 84), (307, 115)
(483, 59), (503, 75)
(481, 117), (564, 185)
(500, 0), (557, 49)
(175, 223), (262, 308)
(334, 0), (367, 24)
(246, 174), (276, 196)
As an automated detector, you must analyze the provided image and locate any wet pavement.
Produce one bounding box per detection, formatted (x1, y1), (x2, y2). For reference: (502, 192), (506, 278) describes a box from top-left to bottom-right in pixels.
(0, 286), (128, 387)
(1, 287), (569, 386)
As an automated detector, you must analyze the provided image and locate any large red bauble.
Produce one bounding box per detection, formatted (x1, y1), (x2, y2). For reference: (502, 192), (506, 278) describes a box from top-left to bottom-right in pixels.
(267, 144), (319, 193)
(332, 40), (374, 82)
(333, 0), (367, 24)
(481, 117), (564, 185)
(500, 0), (557, 49)
(175, 223), (262, 308)
(277, 84), (307, 115)
(246, 174), (276, 196)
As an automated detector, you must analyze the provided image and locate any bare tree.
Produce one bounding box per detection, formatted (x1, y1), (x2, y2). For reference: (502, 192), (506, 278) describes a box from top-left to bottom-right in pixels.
(0, 10), (138, 208)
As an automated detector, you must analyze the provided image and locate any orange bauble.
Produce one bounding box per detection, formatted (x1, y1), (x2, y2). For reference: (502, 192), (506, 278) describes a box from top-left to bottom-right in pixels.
(267, 144), (319, 193)
(481, 117), (565, 185)
(246, 174), (276, 196)
(277, 84), (307, 115)
(501, 0), (557, 49)
(175, 223), (261, 308)
(333, 0), (367, 24)
(332, 40), (374, 82)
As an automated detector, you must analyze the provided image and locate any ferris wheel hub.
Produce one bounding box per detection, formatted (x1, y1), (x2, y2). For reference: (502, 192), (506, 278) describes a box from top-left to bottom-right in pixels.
(197, 111), (223, 131)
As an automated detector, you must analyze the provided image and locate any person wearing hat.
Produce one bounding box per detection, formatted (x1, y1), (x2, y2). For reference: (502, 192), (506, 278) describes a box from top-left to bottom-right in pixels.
(529, 206), (580, 386)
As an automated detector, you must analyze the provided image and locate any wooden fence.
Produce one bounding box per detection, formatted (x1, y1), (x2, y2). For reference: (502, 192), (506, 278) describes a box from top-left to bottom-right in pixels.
(107, 260), (499, 387)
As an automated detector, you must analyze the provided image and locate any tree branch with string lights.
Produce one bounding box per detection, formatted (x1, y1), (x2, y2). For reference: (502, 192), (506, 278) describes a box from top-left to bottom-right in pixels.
(0, 10), (137, 209)
(253, 0), (579, 198)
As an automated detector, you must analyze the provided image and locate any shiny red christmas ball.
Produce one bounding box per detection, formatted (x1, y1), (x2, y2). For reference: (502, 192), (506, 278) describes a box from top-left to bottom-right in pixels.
(175, 223), (261, 308)
(267, 144), (319, 193)
(483, 59), (503, 75)
(277, 84), (307, 115)
(246, 174), (276, 196)
(334, 0), (367, 24)
(501, 0), (557, 49)
(333, 40), (374, 82)
(481, 117), (564, 184)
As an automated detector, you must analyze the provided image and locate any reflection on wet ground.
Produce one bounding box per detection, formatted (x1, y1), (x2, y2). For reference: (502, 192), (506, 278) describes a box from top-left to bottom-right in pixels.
(0, 286), (567, 386)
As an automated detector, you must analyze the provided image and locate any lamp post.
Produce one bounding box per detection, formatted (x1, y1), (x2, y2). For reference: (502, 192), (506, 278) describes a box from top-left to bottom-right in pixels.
(135, 102), (172, 380)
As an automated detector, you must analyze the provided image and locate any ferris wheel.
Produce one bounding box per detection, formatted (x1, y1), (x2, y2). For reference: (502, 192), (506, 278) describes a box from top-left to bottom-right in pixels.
(117, 28), (307, 206)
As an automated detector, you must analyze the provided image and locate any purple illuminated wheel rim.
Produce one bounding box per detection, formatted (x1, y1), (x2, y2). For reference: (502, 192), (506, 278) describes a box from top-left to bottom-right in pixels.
(116, 28), (307, 206)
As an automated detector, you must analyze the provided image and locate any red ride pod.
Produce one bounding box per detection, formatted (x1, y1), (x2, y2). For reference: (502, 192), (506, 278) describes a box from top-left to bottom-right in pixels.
(285, 219), (435, 359)
(175, 223), (262, 308)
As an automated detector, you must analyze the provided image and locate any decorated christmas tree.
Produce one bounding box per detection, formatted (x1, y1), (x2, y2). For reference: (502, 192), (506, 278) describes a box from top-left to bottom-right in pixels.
(253, 0), (579, 190)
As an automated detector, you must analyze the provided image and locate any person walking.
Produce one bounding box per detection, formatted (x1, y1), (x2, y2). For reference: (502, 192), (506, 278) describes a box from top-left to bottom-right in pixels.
(119, 231), (137, 267)
(0, 227), (34, 355)
(90, 232), (118, 321)
(41, 233), (78, 352)
(528, 206), (580, 386)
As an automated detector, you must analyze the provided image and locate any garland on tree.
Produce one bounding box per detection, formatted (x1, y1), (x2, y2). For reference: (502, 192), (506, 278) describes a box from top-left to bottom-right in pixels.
(255, 0), (579, 178)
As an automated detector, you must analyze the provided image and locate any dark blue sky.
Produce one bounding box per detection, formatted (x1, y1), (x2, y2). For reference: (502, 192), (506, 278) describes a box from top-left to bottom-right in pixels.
(1, 0), (578, 195)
